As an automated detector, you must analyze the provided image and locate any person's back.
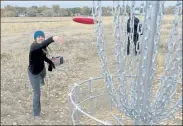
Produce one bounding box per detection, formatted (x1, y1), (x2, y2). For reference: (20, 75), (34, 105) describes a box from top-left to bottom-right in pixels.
(126, 13), (142, 55)
(127, 16), (141, 36)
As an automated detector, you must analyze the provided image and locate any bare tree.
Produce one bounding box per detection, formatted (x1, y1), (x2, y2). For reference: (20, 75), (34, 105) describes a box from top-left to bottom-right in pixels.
(81, 6), (91, 16)
(27, 7), (38, 17)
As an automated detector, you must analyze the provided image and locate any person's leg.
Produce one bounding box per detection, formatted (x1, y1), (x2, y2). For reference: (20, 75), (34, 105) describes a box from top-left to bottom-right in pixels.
(127, 37), (130, 55)
(134, 35), (138, 55)
(40, 67), (46, 86)
(134, 42), (137, 55)
(28, 70), (41, 116)
(137, 35), (140, 53)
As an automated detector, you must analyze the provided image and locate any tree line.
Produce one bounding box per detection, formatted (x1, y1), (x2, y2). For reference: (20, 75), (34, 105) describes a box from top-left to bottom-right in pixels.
(1, 5), (176, 17)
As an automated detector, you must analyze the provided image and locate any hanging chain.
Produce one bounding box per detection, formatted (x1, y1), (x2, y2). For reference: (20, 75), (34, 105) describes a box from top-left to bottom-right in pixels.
(128, 1), (137, 109)
(134, 1), (153, 119)
(91, 0), (182, 124)
(144, 2), (165, 115)
(92, 0), (119, 107)
(153, 1), (182, 117)
(113, 0), (130, 111)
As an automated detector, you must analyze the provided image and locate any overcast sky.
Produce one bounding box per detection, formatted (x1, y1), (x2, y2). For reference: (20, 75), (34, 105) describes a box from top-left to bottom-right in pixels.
(1, 1), (178, 8)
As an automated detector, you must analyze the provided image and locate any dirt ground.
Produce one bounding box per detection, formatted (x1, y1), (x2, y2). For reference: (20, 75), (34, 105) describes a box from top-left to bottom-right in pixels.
(1, 16), (182, 125)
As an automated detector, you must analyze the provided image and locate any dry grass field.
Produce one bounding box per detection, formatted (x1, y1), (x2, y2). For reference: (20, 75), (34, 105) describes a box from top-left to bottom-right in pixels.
(1, 15), (182, 125)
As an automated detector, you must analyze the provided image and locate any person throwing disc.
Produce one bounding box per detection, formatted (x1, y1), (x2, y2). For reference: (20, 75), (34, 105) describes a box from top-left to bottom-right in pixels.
(28, 30), (63, 117)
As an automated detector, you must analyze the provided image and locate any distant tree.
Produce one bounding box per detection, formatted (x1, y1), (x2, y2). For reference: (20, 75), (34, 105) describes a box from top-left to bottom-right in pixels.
(81, 6), (91, 15)
(2, 6), (15, 17)
(73, 7), (81, 14)
(27, 7), (38, 17)
(65, 7), (81, 16)
(4, 10), (17, 17)
(102, 7), (108, 16)
(3, 5), (18, 17)
(4, 5), (16, 11)
(37, 6), (49, 13)
(165, 6), (174, 14)
(31, 6), (38, 10)
(105, 6), (112, 16)
(42, 9), (55, 17)
(67, 8), (73, 16)
(1, 5), (116, 17)
(15, 7), (27, 14)
(52, 4), (60, 14)
(59, 8), (69, 17)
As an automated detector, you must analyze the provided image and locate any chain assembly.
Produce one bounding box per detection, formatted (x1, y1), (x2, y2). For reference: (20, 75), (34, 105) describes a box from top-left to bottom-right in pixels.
(91, 0), (182, 125)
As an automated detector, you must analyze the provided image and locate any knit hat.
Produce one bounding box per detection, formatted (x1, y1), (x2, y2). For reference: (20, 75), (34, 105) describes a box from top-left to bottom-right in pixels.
(34, 30), (45, 40)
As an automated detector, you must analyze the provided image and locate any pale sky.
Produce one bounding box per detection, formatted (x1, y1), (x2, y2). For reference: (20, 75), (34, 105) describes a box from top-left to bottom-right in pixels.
(1, 1), (178, 8)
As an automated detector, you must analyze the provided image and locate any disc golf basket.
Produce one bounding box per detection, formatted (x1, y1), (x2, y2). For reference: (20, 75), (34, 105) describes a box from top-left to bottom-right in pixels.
(68, 1), (182, 125)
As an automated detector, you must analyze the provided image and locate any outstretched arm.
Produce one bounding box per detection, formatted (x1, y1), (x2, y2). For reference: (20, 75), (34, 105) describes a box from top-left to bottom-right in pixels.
(31, 37), (54, 52)
(31, 35), (63, 52)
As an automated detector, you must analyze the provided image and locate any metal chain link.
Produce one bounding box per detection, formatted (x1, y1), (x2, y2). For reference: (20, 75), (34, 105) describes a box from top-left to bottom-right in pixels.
(153, 1), (182, 118)
(119, 1), (129, 109)
(92, 0), (119, 107)
(132, 1), (145, 110)
(148, 1), (165, 110)
(134, 1), (152, 119)
(113, 0), (129, 111)
(91, 0), (182, 125)
(128, 1), (137, 109)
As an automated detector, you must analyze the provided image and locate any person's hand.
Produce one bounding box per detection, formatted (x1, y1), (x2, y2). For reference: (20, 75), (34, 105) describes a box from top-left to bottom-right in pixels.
(48, 62), (55, 72)
(53, 35), (64, 44)
(50, 61), (55, 69)
(51, 62), (55, 69)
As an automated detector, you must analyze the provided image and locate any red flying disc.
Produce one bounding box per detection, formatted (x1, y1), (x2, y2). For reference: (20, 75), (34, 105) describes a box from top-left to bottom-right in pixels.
(72, 16), (95, 24)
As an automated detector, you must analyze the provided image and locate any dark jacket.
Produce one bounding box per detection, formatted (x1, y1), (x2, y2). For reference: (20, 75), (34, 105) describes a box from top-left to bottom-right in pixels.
(28, 37), (54, 75)
(127, 16), (142, 37)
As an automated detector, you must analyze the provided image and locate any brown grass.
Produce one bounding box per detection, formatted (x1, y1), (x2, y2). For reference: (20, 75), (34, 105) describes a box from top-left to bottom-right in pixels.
(1, 15), (182, 125)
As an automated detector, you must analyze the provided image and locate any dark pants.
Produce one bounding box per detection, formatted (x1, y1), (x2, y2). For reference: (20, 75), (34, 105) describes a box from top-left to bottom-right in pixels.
(127, 34), (140, 55)
(28, 68), (46, 116)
